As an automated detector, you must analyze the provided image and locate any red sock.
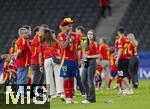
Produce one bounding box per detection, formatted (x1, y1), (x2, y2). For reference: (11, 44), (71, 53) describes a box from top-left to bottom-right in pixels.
(63, 79), (69, 98)
(68, 78), (74, 99)
(108, 79), (113, 88)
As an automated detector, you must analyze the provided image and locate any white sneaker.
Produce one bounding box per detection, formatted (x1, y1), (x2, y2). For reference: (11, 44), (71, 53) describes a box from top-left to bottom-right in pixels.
(60, 94), (65, 102)
(66, 98), (72, 104)
(81, 94), (86, 97)
(118, 89), (127, 95)
(51, 95), (57, 99)
(122, 89), (128, 95)
(96, 88), (99, 90)
(71, 100), (78, 104)
(117, 88), (123, 95)
(106, 88), (110, 90)
(127, 89), (134, 95)
(82, 100), (90, 104)
(66, 100), (72, 104)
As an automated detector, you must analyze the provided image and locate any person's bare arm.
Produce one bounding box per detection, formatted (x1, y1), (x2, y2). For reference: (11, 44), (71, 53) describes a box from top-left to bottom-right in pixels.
(115, 48), (122, 66)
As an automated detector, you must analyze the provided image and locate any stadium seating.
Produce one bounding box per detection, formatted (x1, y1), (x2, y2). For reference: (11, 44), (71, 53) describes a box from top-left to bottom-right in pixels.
(117, 0), (150, 51)
(0, 0), (100, 53)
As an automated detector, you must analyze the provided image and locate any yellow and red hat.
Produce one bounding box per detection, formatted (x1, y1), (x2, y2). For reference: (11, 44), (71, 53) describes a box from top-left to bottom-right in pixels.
(59, 17), (75, 27)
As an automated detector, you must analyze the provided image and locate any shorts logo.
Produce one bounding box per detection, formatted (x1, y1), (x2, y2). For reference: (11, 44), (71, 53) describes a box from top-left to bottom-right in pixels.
(62, 66), (67, 72)
(118, 70), (123, 76)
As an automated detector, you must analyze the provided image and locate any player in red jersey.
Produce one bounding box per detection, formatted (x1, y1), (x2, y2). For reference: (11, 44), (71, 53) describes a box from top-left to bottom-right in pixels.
(127, 33), (139, 88)
(115, 27), (133, 95)
(58, 18), (79, 104)
(114, 33), (122, 89)
(99, 38), (110, 89)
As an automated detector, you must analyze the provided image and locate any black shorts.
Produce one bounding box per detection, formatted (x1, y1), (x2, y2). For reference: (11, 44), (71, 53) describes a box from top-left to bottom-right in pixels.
(117, 59), (129, 78)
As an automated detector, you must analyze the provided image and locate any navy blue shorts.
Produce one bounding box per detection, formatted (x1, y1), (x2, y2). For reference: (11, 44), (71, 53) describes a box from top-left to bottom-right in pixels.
(110, 71), (117, 78)
(60, 60), (78, 78)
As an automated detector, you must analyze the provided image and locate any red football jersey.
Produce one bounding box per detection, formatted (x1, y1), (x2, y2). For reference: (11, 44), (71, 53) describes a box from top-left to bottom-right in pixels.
(117, 35), (131, 59)
(15, 36), (30, 68)
(76, 33), (84, 49)
(58, 32), (78, 60)
(30, 34), (40, 64)
(99, 43), (110, 60)
(39, 43), (59, 60)
(109, 53), (117, 72)
(86, 41), (99, 56)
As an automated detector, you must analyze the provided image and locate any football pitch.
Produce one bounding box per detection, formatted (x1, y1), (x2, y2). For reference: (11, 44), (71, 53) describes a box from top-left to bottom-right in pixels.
(0, 80), (150, 109)
(51, 80), (150, 109)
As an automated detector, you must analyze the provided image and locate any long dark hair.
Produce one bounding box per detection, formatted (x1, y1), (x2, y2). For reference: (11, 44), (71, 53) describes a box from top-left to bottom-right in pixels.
(87, 29), (96, 41)
(42, 29), (57, 46)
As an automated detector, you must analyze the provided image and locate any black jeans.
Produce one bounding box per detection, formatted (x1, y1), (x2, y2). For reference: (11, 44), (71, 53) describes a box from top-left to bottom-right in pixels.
(75, 68), (85, 95)
(129, 56), (139, 88)
(31, 64), (45, 84)
(81, 58), (96, 102)
(31, 64), (45, 98)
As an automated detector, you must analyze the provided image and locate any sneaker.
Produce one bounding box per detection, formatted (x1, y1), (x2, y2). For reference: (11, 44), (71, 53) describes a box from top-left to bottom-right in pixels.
(71, 100), (78, 104)
(81, 94), (86, 97)
(106, 88), (110, 90)
(51, 95), (57, 99)
(117, 88), (122, 95)
(60, 94), (65, 102)
(66, 100), (72, 104)
(127, 89), (134, 95)
(82, 100), (90, 104)
(96, 88), (100, 90)
(113, 84), (119, 89)
(122, 89), (128, 95)
(118, 89), (127, 95)
(66, 98), (72, 104)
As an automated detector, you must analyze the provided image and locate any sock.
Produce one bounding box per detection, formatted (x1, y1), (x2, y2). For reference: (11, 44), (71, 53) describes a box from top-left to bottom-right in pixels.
(63, 79), (69, 99)
(108, 79), (113, 88)
(68, 78), (74, 99)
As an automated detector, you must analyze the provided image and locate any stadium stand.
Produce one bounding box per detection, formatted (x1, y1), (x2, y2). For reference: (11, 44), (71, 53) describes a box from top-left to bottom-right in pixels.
(0, 0), (100, 53)
(117, 0), (150, 51)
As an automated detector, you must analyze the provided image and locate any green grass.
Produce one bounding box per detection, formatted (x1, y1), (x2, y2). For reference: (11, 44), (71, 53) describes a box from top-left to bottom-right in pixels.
(51, 80), (150, 109)
(0, 80), (150, 109)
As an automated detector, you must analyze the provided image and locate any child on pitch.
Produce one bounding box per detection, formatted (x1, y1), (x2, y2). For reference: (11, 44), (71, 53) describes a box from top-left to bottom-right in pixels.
(108, 47), (120, 89)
